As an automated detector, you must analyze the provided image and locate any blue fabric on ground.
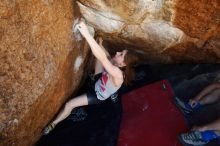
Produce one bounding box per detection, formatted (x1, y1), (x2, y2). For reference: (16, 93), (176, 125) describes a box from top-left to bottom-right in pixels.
(201, 130), (219, 142)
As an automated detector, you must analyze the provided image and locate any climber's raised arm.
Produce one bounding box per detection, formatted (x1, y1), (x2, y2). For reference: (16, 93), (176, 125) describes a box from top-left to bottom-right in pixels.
(97, 37), (111, 59)
(76, 21), (123, 80)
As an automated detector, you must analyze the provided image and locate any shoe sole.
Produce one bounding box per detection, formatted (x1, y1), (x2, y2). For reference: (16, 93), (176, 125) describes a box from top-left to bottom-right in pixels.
(178, 135), (208, 146)
(178, 135), (194, 146)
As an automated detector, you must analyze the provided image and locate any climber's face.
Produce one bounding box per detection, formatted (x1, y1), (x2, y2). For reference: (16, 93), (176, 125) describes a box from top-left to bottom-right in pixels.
(112, 50), (127, 67)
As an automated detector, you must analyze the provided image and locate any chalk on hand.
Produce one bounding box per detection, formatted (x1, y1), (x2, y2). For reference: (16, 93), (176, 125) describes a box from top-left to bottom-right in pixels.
(72, 18), (95, 41)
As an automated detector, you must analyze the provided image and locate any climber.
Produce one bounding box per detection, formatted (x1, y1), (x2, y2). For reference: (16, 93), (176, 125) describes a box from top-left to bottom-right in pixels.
(175, 83), (220, 145)
(42, 21), (138, 135)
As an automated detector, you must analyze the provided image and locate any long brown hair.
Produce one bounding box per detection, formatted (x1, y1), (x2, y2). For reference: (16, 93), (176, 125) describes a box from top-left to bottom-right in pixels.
(121, 50), (139, 85)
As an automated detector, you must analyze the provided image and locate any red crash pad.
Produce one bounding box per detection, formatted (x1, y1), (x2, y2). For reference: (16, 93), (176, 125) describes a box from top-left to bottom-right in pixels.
(118, 80), (188, 146)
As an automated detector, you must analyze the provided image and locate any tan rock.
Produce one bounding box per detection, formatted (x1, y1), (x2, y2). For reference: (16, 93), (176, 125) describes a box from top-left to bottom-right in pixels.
(0, 0), (91, 146)
(1, 0), (220, 146)
(78, 0), (220, 62)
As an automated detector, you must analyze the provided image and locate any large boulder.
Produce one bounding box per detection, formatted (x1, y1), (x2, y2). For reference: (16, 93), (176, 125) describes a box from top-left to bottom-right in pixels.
(77, 0), (220, 63)
(1, 0), (220, 146)
(0, 0), (91, 146)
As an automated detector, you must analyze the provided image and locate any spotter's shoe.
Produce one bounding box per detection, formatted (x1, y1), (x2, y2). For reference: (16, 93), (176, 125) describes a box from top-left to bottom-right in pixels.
(178, 131), (208, 146)
(174, 97), (193, 114)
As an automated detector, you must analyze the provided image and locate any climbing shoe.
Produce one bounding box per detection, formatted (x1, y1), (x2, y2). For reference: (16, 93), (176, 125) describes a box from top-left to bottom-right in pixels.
(42, 122), (55, 135)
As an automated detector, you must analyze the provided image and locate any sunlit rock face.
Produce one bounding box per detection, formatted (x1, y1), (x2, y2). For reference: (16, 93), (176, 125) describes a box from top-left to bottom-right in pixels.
(78, 0), (220, 63)
(0, 1), (91, 146)
(1, 0), (220, 146)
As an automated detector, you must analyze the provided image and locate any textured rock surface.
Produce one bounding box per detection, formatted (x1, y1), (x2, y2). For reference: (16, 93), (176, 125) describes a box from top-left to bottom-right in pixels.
(78, 0), (220, 63)
(0, 0), (91, 146)
(1, 0), (220, 146)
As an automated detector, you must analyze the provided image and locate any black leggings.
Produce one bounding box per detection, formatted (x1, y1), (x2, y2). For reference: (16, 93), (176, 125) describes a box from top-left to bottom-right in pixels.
(86, 73), (104, 105)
